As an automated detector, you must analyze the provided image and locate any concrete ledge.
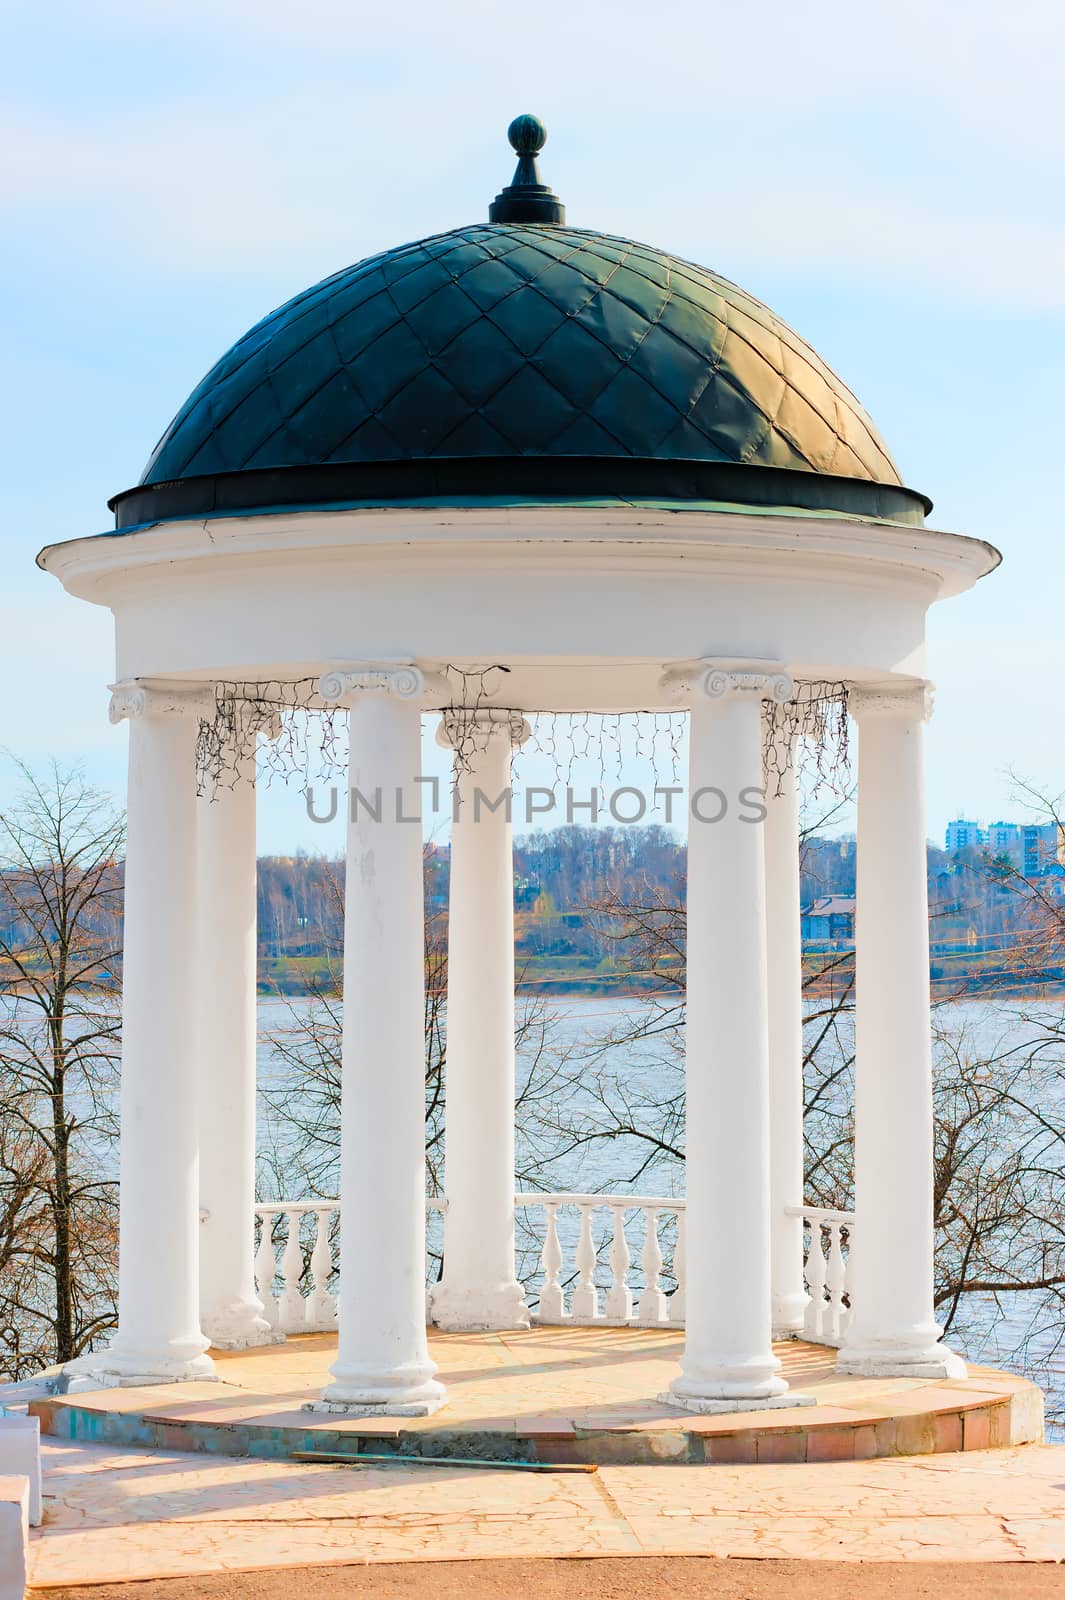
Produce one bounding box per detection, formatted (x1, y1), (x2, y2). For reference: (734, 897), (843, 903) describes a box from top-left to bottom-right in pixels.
(0, 1475), (29, 1600)
(26, 1331), (1045, 1471)
(29, 1377), (1043, 1468)
(0, 1414), (41, 1525)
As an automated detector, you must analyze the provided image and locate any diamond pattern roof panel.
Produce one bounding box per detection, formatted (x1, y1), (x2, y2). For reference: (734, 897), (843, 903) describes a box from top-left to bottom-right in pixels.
(139, 223), (904, 493)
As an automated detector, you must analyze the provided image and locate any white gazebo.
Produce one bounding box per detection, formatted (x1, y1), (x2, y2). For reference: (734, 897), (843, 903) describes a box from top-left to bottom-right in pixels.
(40, 117), (999, 1417)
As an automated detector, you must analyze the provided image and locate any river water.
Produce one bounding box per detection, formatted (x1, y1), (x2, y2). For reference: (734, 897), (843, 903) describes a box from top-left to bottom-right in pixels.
(256, 991), (1065, 1434)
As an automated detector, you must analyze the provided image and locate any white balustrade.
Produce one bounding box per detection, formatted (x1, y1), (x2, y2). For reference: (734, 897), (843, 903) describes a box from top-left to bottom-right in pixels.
(787, 1205), (856, 1347)
(254, 1203), (340, 1333)
(515, 1194), (685, 1327)
(252, 1195), (855, 1340)
(255, 1198), (447, 1334)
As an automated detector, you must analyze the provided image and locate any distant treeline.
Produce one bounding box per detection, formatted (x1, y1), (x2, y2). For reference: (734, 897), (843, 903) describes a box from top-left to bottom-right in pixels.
(0, 824), (1049, 996)
(254, 826), (1050, 993)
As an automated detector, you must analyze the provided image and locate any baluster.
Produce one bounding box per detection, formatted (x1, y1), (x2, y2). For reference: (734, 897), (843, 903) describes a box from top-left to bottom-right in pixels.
(425, 1199), (443, 1325)
(803, 1216), (828, 1342)
(604, 1205), (633, 1321)
(669, 1209), (686, 1324)
(638, 1206), (668, 1323)
(570, 1205), (600, 1321)
(254, 1210), (280, 1331)
(838, 1221), (854, 1341)
(538, 1203), (567, 1322)
(279, 1209), (306, 1331)
(825, 1219), (846, 1345)
(305, 1207), (337, 1330)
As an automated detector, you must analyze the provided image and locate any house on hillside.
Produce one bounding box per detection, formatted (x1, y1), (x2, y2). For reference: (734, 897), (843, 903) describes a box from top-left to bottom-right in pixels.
(801, 895), (856, 947)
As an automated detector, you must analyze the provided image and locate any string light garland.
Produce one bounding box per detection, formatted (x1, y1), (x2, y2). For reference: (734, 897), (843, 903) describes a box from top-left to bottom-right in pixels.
(195, 679), (345, 798)
(194, 673), (850, 807)
(764, 681), (851, 799)
(516, 712), (686, 792)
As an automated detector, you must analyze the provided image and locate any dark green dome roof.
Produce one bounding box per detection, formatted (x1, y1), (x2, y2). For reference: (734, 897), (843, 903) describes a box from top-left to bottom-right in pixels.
(114, 210), (927, 527)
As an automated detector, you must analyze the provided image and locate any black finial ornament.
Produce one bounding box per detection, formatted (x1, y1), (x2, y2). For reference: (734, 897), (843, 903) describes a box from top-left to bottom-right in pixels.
(488, 115), (565, 225)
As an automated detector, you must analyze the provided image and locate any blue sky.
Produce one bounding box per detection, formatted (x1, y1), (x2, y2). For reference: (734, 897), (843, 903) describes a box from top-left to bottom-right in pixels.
(2, 0), (1063, 853)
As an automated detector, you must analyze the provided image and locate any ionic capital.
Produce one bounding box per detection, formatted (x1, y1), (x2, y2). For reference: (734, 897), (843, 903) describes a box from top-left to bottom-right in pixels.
(436, 707), (531, 753)
(661, 659), (795, 708)
(318, 663), (448, 708)
(848, 681), (934, 724)
(108, 680), (214, 725)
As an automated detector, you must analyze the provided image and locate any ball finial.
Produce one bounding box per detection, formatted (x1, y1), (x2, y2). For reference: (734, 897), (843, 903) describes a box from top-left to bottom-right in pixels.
(507, 114), (547, 157)
(489, 115), (564, 224)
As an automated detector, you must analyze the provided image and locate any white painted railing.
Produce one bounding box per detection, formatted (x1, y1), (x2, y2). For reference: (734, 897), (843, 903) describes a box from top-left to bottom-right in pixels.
(789, 1204), (856, 1347)
(253, 1199), (447, 1333)
(515, 1192), (686, 1326)
(254, 1195), (854, 1345)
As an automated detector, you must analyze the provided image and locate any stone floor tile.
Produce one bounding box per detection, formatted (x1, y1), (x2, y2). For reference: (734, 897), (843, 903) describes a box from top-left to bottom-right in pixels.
(1002, 1517), (1065, 1560)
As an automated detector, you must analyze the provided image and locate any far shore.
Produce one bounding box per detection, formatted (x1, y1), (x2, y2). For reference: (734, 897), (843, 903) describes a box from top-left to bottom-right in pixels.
(256, 976), (1065, 1004)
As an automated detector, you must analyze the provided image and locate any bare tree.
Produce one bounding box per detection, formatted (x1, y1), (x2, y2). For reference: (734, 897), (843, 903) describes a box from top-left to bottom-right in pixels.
(258, 863), (451, 1204)
(521, 856), (1065, 1421)
(257, 852), (575, 1286)
(0, 758), (124, 1377)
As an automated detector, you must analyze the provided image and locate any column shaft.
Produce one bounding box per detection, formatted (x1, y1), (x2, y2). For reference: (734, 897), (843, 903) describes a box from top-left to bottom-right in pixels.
(838, 685), (964, 1378)
(433, 712), (529, 1331)
(78, 685), (214, 1383)
(197, 773), (272, 1349)
(313, 667), (444, 1414)
(664, 661), (809, 1413)
(764, 751), (808, 1336)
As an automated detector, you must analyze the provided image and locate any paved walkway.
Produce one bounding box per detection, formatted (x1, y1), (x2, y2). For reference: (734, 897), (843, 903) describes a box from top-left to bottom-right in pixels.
(27, 1436), (1065, 1587)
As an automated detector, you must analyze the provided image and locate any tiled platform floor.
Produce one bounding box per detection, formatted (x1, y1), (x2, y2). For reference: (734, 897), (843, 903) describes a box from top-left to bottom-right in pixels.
(27, 1436), (1065, 1586)
(29, 1327), (1044, 1466)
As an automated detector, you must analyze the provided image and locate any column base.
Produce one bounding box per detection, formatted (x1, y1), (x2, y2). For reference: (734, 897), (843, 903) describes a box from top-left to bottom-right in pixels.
(836, 1341), (967, 1380)
(430, 1280), (531, 1332)
(62, 1342), (216, 1389)
(837, 1319), (967, 1379)
(201, 1299), (282, 1352)
(309, 1360), (447, 1417)
(660, 1388), (816, 1416)
(205, 1327), (285, 1352)
(303, 1390), (447, 1418)
(667, 1351), (793, 1408)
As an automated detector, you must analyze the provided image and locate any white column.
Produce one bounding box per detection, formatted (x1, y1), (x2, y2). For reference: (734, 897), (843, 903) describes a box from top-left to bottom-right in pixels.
(197, 764), (273, 1350)
(838, 683), (965, 1378)
(662, 661), (810, 1413)
(307, 665), (445, 1415)
(70, 683), (215, 1383)
(432, 709), (530, 1332)
(763, 738), (808, 1337)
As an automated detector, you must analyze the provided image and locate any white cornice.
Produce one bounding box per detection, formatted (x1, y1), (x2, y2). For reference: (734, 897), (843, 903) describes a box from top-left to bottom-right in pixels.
(37, 505), (1001, 607)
